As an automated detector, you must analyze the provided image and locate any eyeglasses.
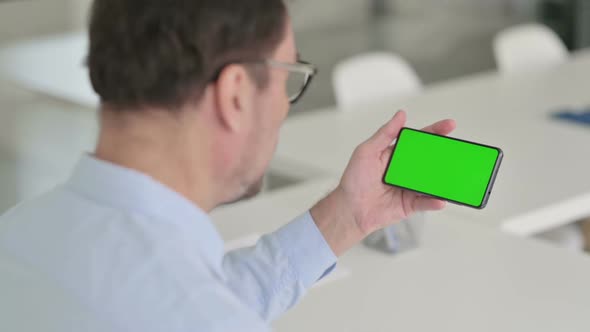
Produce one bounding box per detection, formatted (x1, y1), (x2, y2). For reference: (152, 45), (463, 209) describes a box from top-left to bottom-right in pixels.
(210, 59), (318, 104)
(264, 59), (317, 104)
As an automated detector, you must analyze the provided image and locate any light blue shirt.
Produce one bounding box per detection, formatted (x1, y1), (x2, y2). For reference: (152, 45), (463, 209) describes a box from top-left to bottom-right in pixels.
(0, 156), (337, 332)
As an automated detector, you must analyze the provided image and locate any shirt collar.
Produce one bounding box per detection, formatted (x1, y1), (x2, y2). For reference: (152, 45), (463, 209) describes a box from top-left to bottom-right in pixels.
(64, 155), (225, 270)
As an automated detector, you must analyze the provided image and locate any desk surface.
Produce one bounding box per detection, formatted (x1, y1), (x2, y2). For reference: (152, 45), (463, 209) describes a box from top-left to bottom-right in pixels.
(211, 179), (590, 332)
(276, 51), (590, 236)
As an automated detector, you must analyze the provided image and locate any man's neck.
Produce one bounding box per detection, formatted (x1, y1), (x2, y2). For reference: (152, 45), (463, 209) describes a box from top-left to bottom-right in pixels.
(94, 109), (218, 212)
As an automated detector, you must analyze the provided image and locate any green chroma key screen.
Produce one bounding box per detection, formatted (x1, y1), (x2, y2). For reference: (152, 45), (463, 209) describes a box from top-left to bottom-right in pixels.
(383, 128), (503, 209)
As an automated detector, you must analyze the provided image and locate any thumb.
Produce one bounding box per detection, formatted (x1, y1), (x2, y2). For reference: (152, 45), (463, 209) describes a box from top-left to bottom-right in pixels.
(366, 110), (407, 149)
(412, 196), (447, 212)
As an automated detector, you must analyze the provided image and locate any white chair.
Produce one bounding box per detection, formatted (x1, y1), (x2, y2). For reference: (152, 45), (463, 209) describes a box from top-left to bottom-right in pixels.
(494, 23), (568, 74)
(332, 52), (422, 110)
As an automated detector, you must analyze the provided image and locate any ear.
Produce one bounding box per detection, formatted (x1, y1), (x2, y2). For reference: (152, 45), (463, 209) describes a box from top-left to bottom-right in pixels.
(213, 64), (256, 132)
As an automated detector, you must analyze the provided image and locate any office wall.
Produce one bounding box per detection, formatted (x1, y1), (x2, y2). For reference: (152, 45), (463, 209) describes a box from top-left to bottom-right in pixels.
(69, 0), (92, 29)
(0, 0), (71, 43)
(289, 0), (538, 31)
(0, 0), (540, 41)
(289, 1), (368, 31)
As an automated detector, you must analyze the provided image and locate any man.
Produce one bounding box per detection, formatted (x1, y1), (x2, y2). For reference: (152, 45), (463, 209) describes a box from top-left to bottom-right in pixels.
(0, 0), (455, 331)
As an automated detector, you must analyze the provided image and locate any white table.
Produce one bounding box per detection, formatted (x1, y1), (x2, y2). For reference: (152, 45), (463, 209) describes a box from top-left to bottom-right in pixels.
(0, 32), (97, 107)
(275, 51), (590, 236)
(211, 179), (590, 332)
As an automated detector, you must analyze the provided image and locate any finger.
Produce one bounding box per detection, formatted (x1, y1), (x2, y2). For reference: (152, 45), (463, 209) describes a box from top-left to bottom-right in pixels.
(421, 119), (456, 136)
(412, 196), (447, 212)
(367, 110), (407, 148)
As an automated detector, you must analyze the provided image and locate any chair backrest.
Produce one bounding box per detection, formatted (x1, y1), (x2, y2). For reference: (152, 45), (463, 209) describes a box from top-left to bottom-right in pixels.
(332, 52), (422, 110)
(494, 23), (568, 74)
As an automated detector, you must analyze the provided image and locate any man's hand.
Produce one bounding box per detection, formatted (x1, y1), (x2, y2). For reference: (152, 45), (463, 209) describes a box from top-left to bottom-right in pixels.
(311, 111), (456, 256)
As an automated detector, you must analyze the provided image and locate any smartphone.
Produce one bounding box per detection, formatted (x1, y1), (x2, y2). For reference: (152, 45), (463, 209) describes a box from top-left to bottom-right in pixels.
(382, 128), (503, 209)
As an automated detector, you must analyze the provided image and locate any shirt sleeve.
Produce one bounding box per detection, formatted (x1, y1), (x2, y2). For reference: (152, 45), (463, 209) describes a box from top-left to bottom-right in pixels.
(221, 211), (337, 322)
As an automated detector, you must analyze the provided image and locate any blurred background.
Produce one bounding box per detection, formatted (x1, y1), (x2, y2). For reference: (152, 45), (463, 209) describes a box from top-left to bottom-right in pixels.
(3, 2), (590, 329)
(1, 0), (589, 249)
(2, 0), (590, 112)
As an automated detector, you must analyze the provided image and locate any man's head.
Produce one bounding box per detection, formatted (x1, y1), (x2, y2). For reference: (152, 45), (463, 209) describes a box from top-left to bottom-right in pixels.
(88, 0), (312, 208)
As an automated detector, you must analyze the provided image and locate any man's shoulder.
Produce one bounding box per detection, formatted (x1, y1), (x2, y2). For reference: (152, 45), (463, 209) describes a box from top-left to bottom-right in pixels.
(0, 258), (269, 332)
(119, 279), (271, 332)
(2, 185), (81, 216)
(0, 186), (124, 279)
(0, 189), (271, 331)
